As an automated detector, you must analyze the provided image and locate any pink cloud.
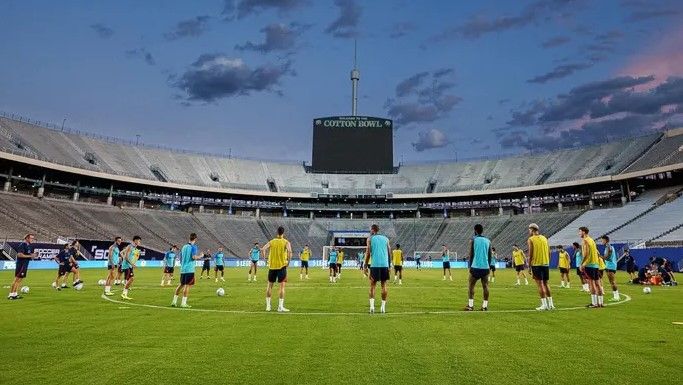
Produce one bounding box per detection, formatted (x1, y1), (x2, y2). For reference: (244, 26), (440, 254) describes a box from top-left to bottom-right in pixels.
(619, 25), (683, 90)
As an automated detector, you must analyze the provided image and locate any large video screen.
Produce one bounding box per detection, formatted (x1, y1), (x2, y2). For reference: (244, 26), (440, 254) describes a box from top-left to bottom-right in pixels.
(312, 116), (393, 174)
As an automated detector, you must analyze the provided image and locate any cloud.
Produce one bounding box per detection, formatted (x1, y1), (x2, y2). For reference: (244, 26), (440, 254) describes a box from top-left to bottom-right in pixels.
(385, 69), (461, 125)
(527, 62), (592, 84)
(222, 0), (306, 20)
(499, 75), (683, 149)
(164, 16), (210, 41)
(172, 54), (293, 102)
(125, 48), (156, 66)
(621, 0), (683, 22)
(235, 22), (308, 53)
(430, 0), (579, 41)
(540, 35), (570, 48)
(90, 23), (114, 39)
(412, 128), (450, 151)
(619, 25), (683, 87)
(389, 22), (416, 39)
(325, 0), (361, 38)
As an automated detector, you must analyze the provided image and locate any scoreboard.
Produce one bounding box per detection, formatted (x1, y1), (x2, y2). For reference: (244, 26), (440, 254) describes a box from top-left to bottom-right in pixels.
(311, 116), (393, 174)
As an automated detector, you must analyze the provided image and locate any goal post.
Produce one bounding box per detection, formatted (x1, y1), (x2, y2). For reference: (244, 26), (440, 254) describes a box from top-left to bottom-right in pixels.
(413, 250), (459, 262)
(322, 245), (368, 269)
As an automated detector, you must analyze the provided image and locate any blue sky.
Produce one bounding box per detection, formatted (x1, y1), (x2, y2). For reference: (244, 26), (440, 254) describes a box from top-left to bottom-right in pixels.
(1, 0), (682, 163)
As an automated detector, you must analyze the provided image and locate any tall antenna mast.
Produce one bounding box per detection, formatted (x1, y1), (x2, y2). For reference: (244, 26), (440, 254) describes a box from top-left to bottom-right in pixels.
(351, 40), (360, 116)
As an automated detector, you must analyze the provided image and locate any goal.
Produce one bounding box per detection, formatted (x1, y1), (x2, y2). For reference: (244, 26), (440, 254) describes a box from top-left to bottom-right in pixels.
(322, 245), (367, 268)
(413, 250), (459, 262)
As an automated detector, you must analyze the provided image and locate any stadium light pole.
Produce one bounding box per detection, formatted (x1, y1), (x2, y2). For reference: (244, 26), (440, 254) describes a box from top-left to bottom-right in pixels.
(61, 118), (66, 131)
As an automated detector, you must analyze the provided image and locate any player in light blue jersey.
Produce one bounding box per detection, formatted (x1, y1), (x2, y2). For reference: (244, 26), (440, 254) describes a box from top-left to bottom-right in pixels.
(364, 224), (391, 313)
(103, 236), (122, 295)
(172, 233), (203, 308)
(161, 245), (178, 286)
(572, 242), (589, 292)
(120, 236), (142, 300)
(465, 224), (493, 311)
(214, 247), (225, 283)
(441, 244), (452, 281)
(600, 236), (620, 301)
(328, 247), (339, 283)
(248, 242), (260, 282)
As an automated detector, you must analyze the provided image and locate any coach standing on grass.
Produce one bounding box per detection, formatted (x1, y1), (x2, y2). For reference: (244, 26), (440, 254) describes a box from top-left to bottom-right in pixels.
(8, 233), (37, 300)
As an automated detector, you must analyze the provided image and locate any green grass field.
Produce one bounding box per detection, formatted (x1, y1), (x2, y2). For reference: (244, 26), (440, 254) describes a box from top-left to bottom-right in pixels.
(1, 267), (681, 385)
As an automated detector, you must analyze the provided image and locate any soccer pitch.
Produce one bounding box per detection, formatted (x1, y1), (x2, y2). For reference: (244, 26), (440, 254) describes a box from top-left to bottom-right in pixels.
(1, 267), (681, 385)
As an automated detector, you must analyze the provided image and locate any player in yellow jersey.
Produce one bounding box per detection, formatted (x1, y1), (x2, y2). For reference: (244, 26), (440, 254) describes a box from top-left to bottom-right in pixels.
(337, 248), (344, 279)
(299, 244), (311, 280)
(556, 245), (571, 288)
(392, 244), (404, 285)
(527, 223), (554, 311)
(578, 226), (603, 308)
(511, 244), (529, 286)
(261, 226), (292, 312)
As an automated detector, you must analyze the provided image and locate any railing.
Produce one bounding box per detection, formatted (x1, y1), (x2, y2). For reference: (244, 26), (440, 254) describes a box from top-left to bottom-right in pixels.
(0, 241), (17, 260)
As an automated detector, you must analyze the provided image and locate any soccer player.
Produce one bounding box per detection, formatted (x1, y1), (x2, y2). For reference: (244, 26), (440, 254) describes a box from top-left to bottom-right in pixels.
(120, 236), (142, 300)
(465, 224), (492, 311)
(512, 244), (529, 286)
(8, 234), (37, 300)
(104, 237), (122, 295)
(172, 233), (203, 308)
(528, 223), (554, 311)
(248, 242), (260, 282)
(299, 245), (311, 280)
(621, 248), (637, 281)
(52, 243), (71, 290)
(65, 241), (84, 288)
(488, 247), (497, 283)
(199, 249), (211, 279)
(392, 244), (404, 285)
(328, 247), (338, 283)
(337, 248), (344, 279)
(364, 224), (391, 314)
(573, 242), (589, 292)
(441, 245), (452, 281)
(557, 245), (571, 288)
(262, 226), (292, 312)
(214, 247), (225, 282)
(579, 227), (603, 308)
(357, 250), (365, 272)
(161, 245), (177, 286)
(415, 253), (422, 270)
(600, 236), (619, 301)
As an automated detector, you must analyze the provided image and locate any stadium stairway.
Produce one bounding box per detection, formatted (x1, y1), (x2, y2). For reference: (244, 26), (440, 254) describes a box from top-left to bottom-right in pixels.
(257, 219), (274, 240)
(189, 213), (239, 257)
(423, 218), (448, 252)
(119, 208), (174, 249)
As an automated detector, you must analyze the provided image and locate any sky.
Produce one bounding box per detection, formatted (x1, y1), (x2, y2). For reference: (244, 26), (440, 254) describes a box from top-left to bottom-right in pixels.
(1, 0), (682, 164)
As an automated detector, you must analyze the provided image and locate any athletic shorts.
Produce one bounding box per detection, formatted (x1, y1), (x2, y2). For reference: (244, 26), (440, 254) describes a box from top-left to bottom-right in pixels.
(202, 262), (210, 270)
(531, 266), (549, 282)
(576, 267), (583, 277)
(215, 265), (224, 272)
(301, 261), (309, 268)
(124, 268), (134, 280)
(329, 263), (337, 270)
(489, 265), (496, 272)
(559, 267), (569, 274)
(268, 267), (287, 283)
(117, 265), (123, 273)
(15, 261), (29, 278)
(626, 263), (636, 273)
(599, 270), (604, 278)
(370, 267), (390, 283)
(336, 263), (342, 270)
(394, 265), (403, 273)
(107, 264), (114, 271)
(164, 266), (174, 274)
(250, 260), (258, 265)
(470, 268), (490, 280)
(180, 273), (195, 285)
(443, 261), (451, 269)
(58, 264), (68, 276)
(606, 269), (616, 274)
(416, 259), (421, 265)
(515, 265), (525, 272)
(584, 267), (599, 280)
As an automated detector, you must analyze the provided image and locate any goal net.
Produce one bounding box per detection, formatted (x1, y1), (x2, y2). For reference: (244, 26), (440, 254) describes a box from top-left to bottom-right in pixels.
(322, 245), (367, 269)
(413, 250), (459, 262)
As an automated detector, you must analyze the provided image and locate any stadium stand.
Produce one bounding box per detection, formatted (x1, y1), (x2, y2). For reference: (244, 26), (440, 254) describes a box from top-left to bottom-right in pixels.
(609, 193), (683, 244)
(1, 115), (676, 195)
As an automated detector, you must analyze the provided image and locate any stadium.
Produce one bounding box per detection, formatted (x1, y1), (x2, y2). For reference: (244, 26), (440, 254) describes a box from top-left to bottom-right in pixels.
(1, 2), (682, 385)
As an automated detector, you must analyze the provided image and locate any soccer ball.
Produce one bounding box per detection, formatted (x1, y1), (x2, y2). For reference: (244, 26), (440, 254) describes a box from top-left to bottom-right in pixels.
(20, 286), (30, 294)
(74, 282), (84, 291)
(97, 279), (106, 286)
(643, 287), (652, 294)
(216, 288), (225, 297)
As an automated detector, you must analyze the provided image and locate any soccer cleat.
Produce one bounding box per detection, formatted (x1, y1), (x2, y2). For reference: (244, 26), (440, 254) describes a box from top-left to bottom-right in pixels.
(535, 306), (547, 311)
(104, 291), (114, 296)
(586, 304), (598, 308)
(277, 307), (290, 313)
(51, 282), (57, 288)
(121, 294), (132, 300)
(8, 295), (22, 300)
(449, 276), (453, 281)
(480, 307), (488, 311)
(215, 278), (218, 283)
(463, 306), (474, 311)
(220, 278), (225, 282)
(369, 308), (375, 314)
(180, 304), (191, 308)
(253, 277), (256, 282)
(548, 305), (556, 310)
(265, 306), (271, 312)
(170, 303), (177, 307)
(380, 308), (386, 314)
